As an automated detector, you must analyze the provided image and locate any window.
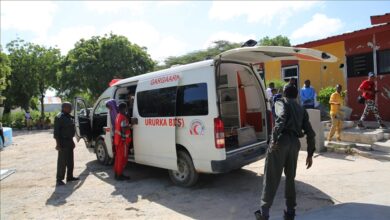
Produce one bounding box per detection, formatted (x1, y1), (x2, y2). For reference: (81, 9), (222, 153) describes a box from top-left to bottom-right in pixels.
(137, 87), (177, 117)
(281, 65), (298, 87)
(219, 75), (228, 86)
(177, 83), (208, 116)
(94, 98), (108, 115)
(283, 66), (298, 78)
(137, 83), (209, 118)
(347, 53), (373, 77)
(378, 50), (390, 75)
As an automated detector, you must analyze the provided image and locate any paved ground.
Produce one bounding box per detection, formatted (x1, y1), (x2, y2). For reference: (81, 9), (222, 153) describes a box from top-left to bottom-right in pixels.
(1, 130), (390, 219)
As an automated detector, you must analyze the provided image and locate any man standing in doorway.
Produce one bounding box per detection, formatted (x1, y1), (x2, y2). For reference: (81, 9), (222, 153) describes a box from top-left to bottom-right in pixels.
(255, 84), (316, 220)
(114, 102), (131, 181)
(357, 72), (386, 129)
(54, 102), (79, 186)
(328, 84), (343, 142)
(300, 80), (316, 109)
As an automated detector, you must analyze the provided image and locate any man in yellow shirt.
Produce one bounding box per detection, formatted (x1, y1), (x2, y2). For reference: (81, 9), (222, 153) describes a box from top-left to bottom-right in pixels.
(328, 84), (343, 142)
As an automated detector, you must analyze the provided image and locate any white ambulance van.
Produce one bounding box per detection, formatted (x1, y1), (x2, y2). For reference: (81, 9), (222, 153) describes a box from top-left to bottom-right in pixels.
(74, 46), (336, 186)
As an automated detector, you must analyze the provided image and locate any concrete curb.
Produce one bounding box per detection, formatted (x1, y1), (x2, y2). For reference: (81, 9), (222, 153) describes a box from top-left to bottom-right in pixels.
(325, 142), (390, 161)
(352, 148), (390, 161)
(372, 140), (390, 153)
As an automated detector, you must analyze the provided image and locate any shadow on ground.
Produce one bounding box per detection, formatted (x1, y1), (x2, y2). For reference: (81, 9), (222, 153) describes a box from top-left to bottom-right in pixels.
(46, 167), (89, 206)
(43, 159), (335, 219)
(297, 202), (390, 220)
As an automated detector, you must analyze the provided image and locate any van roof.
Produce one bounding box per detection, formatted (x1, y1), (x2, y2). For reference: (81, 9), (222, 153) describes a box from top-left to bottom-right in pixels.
(113, 46), (337, 87)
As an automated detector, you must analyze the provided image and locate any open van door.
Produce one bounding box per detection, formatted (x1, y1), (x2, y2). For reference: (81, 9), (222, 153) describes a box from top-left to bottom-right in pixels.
(132, 76), (179, 170)
(215, 46), (338, 64)
(74, 97), (92, 147)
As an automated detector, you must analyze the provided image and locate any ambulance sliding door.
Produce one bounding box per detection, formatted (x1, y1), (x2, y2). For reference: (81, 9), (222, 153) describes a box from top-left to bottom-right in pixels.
(132, 75), (179, 170)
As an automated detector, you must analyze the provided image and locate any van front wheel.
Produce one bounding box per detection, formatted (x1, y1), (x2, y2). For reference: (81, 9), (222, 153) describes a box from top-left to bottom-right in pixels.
(95, 139), (112, 165)
(169, 151), (199, 187)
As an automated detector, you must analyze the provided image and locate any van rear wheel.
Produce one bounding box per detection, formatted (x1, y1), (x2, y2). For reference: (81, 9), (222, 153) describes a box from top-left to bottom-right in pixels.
(169, 150), (198, 187)
(95, 139), (112, 165)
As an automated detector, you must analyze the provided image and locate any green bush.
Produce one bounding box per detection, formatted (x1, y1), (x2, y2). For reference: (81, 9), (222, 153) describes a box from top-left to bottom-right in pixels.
(13, 116), (24, 129)
(1, 113), (13, 127)
(1, 111), (24, 129)
(1, 110), (59, 129)
(269, 79), (287, 91)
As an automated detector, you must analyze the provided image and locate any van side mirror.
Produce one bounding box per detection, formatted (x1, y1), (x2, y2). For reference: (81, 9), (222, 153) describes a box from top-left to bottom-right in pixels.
(131, 117), (138, 125)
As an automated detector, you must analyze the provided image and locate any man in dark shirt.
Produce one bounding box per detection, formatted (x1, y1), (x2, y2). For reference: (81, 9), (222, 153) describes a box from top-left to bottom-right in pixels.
(255, 84), (316, 220)
(54, 102), (79, 186)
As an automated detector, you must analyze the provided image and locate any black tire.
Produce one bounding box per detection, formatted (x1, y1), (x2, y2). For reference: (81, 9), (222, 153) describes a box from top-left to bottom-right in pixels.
(168, 150), (199, 187)
(95, 139), (112, 165)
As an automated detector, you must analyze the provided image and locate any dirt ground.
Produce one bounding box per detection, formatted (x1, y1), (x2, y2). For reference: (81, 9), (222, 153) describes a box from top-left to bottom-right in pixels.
(1, 130), (390, 220)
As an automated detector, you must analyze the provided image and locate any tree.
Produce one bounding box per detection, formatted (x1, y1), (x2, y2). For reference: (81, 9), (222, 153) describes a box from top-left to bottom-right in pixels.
(3, 39), (60, 116)
(4, 39), (39, 112)
(161, 40), (241, 68)
(259, 35), (291, 46)
(32, 45), (62, 118)
(0, 48), (12, 106)
(59, 34), (155, 100)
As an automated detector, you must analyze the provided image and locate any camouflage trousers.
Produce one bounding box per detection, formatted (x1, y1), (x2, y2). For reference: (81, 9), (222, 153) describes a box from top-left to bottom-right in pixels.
(359, 100), (383, 124)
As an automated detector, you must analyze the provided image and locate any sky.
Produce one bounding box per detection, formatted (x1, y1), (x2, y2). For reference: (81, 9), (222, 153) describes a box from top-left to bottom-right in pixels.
(1, 1), (390, 63)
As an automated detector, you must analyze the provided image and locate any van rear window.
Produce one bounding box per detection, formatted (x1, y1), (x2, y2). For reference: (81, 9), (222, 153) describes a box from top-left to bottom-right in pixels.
(137, 83), (208, 117)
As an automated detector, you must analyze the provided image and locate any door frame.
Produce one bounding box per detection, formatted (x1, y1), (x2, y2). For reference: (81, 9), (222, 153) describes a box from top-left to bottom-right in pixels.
(74, 97), (92, 147)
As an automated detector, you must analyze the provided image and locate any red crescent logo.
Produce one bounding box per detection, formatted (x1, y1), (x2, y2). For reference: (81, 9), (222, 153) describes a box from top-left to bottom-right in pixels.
(193, 124), (199, 135)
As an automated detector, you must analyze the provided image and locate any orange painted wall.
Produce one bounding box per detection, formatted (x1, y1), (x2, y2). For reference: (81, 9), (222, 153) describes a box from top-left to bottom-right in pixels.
(264, 41), (346, 93)
(300, 41), (346, 90)
(264, 60), (281, 82)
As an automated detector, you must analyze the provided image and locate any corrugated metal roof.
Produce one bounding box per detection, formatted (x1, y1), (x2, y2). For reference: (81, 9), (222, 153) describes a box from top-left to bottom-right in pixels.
(43, 97), (62, 104)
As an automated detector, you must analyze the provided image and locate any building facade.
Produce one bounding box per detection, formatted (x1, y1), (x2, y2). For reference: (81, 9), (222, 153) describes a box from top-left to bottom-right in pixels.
(264, 14), (390, 121)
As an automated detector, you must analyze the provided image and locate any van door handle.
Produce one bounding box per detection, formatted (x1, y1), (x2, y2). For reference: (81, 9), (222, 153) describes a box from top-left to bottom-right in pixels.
(131, 117), (138, 125)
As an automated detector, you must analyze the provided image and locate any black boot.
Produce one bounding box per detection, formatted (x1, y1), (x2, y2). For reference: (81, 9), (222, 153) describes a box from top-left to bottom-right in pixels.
(121, 175), (130, 180)
(67, 177), (80, 182)
(284, 210), (295, 220)
(56, 180), (65, 186)
(254, 210), (269, 220)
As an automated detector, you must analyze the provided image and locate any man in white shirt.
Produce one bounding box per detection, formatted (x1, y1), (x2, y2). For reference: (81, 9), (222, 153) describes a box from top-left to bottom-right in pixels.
(266, 82), (275, 100)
